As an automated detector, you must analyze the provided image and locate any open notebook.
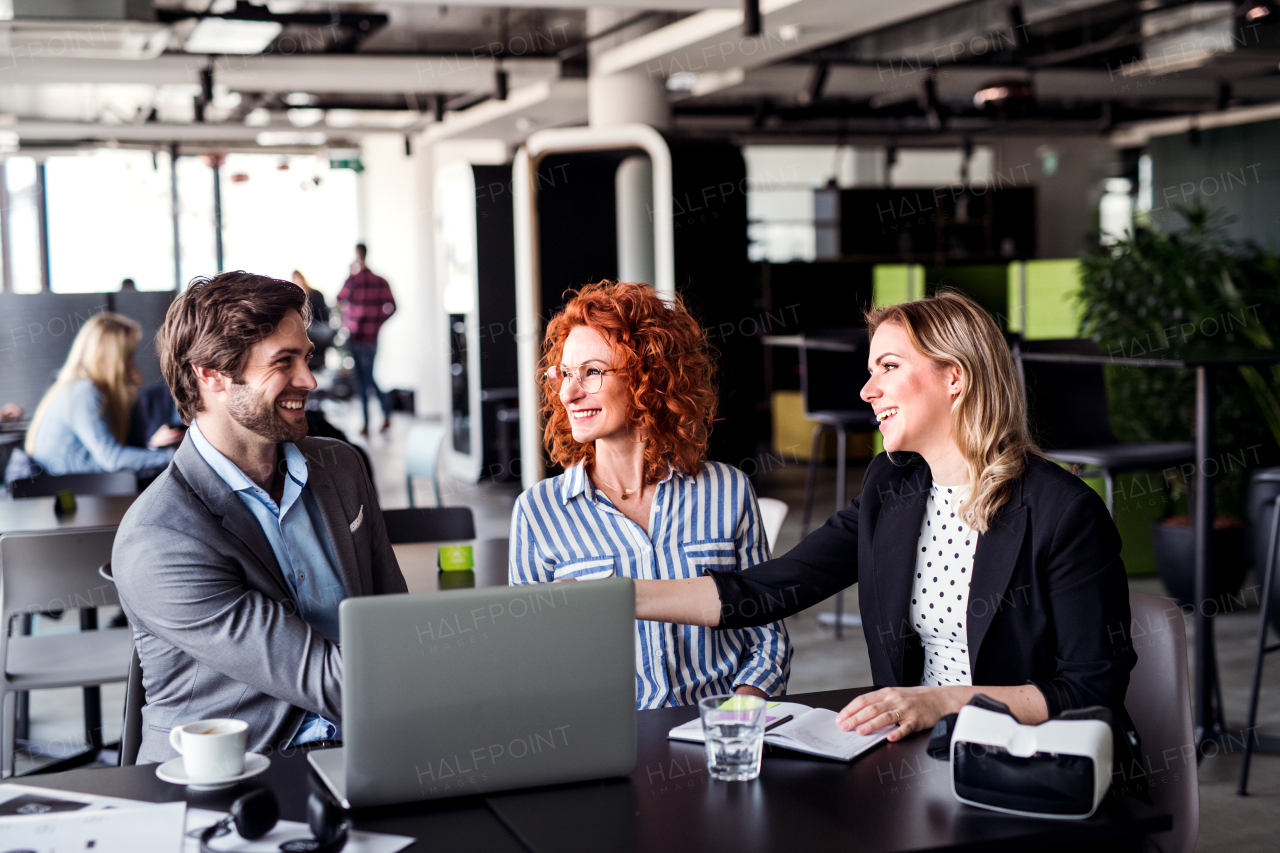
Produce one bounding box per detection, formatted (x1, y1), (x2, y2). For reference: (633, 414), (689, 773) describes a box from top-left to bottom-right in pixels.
(668, 702), (895, 762)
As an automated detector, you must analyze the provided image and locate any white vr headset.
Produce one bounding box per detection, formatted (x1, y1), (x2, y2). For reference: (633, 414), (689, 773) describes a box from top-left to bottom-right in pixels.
(950, 695), (1114, 819)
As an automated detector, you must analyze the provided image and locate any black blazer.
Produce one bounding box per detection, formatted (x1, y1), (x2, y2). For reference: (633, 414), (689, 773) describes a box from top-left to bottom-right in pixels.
(713, 453), (1136, 722)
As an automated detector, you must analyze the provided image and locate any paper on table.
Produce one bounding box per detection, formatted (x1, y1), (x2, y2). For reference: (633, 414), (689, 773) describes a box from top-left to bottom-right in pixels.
(667, 706), (894, 762)
(0, 784), (413, 853)
(184, 808), (413, 853)
(0, 782), (152, 813)
(767, 709), (895, 761)
(667, 701), (813, 744)
(0, 800), (186, 851)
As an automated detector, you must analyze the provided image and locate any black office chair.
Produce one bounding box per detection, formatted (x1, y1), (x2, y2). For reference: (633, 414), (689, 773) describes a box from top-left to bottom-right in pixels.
(1015, 339), (1194, 514)
(381, 507), (476, 545)
(9, 471), (138, 499)
(1239, 467), (1280, 795)
(119, 647), (145, 768)
(799, 331), (878, 536)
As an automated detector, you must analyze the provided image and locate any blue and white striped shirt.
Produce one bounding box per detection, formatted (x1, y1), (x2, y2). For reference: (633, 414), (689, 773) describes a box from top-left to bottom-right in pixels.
(509, 460), (791, 709)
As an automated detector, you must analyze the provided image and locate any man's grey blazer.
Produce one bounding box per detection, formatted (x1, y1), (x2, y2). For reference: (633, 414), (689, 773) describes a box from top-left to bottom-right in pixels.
(112, 434), (407, 764)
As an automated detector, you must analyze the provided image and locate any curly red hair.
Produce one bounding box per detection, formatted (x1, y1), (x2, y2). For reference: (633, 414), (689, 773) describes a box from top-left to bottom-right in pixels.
(540, 281), (718, 485)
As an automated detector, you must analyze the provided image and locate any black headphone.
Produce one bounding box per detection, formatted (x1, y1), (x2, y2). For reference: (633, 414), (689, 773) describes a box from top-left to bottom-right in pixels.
(198, 788), (348, 853)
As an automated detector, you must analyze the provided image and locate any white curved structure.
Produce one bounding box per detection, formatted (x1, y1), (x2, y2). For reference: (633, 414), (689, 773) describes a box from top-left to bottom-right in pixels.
(513, 124), (674, 488)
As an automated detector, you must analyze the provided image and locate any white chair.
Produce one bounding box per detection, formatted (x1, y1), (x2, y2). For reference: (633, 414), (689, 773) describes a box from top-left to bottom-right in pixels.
(405, 423), (447, 507)
(0, 529), (133, 777)
(1126, 592), (1198, 853)
(757, 497), (788, 554)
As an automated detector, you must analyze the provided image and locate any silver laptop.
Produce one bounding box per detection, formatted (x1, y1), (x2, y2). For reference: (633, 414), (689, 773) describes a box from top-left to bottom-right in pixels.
(308, 578), (636, 808)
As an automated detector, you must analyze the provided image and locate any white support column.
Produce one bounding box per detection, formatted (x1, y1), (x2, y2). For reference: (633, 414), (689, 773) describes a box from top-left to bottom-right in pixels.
(615, 155), (655, 285)
(587, 9), (671, 131)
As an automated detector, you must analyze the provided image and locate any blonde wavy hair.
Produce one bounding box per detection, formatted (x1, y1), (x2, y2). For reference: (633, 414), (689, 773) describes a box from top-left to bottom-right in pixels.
(26, 312), (142, 454)
(865, 290), (1042, 533)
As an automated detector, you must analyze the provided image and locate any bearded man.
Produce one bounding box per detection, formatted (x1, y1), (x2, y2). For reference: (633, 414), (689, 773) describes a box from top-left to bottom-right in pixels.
(113, 272), (406, 764)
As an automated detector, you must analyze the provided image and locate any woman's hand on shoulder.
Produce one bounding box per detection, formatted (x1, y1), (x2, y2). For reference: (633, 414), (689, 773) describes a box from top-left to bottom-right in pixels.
(836, 686), (958, 743)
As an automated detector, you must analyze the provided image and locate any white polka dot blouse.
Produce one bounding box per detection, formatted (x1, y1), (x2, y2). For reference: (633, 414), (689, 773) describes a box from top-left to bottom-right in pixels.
(909, 480), (978, 687)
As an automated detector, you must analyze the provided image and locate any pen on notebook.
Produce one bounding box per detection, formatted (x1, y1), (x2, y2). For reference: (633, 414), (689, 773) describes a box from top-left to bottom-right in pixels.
(765, 715), (793, 733)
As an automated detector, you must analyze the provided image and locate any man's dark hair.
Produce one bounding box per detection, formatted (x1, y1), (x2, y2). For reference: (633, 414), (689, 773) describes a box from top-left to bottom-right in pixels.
(159, 271), (310, 424)
(355, 243), (367, 260)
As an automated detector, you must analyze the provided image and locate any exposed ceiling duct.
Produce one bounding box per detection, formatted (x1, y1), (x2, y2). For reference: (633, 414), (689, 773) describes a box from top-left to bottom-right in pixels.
(1, 0), (167, 60)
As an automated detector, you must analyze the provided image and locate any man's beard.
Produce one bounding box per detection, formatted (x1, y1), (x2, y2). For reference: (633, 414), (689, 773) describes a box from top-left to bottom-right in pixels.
(226, 382), (307, 443)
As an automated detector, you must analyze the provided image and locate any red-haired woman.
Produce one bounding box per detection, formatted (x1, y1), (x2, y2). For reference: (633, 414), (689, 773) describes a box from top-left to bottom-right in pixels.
(509, 281), (791, 709)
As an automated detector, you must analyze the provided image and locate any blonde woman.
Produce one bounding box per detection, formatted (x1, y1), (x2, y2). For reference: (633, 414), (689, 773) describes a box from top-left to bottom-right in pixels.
(634, 290), (1137, 748)
(25, 312), (179, 476)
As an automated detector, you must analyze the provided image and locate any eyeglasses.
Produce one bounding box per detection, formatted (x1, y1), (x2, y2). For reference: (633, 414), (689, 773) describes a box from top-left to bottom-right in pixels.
(543, 364), (616, 394)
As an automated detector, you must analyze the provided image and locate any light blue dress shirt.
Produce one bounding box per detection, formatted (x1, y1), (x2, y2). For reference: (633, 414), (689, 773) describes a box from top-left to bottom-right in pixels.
(187, 421), (345, 745)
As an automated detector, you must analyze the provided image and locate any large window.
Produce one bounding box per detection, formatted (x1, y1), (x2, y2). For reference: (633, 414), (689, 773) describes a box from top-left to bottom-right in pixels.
(743, 145), (995, 263)
(220, 154), (359, 298)
(46, 149), (175, 292)
(176, 155), (218, 286)
(5, 156), (43, 293)
(4, 150), (357, 294)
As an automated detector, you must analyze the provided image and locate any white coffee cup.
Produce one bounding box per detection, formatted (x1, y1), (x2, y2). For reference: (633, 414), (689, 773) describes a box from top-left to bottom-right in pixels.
(169, 719), (248, 782)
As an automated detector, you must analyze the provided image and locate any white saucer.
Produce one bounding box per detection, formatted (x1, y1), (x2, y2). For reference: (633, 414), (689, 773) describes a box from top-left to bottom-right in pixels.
(156, 753), (270, 791)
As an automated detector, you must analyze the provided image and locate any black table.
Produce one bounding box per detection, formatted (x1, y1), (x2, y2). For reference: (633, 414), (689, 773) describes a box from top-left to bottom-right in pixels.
(391, 537), (509, 593)
(23, 688), (1168, 852)
(1019, 344), (1280, 749)
(0, 493), (137, 534)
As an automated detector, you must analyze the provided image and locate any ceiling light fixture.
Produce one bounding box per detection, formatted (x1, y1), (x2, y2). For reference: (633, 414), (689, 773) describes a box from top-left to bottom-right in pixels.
(666, 72), (698, 92)
(973, 86), (1010, 108)
(185, 18), (283, 55)
(287, 108), (325, 127)
(257, 131), (327, 147)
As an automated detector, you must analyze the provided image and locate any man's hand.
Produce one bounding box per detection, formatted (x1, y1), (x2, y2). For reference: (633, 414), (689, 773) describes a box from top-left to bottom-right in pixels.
(733, 685), (769, 699)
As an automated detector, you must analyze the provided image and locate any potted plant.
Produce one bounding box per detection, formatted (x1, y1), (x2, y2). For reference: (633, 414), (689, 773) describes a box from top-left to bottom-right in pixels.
(1078, 205), (1280, 603)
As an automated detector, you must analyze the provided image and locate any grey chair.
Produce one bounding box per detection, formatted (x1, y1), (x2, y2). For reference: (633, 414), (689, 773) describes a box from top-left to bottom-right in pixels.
(1126, 592), (1199, 853)
(382, 507), (476, 545)
(757, 497), (788, 554)
(405, 423), (447, 507)
(1015, 339), (1194, 514)
(9, 471), (137, 499)
(0, 529), (133, 777)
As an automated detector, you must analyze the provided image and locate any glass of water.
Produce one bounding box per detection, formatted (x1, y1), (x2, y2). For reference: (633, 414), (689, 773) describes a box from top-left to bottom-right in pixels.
(698, 694), (767, 782)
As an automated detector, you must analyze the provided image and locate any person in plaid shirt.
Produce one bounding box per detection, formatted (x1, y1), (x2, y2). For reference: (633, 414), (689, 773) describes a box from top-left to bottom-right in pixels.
(337, 243), (397, 434)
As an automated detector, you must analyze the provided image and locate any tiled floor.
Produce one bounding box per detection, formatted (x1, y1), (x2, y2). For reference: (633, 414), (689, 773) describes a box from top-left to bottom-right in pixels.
(15, 403), (1280, 851)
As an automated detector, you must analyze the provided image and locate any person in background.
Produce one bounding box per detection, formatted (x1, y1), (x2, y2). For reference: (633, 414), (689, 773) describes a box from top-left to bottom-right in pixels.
(336, 243), (395, 436)
(128, 381), (185, 451)
(120, 278), (137, 291)
(25, 312), (181, 475)
(509, 281), (791, 708)
(292, 270), (333, 373)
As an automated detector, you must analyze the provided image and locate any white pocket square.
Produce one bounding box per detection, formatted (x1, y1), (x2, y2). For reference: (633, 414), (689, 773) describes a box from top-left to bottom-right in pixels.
(349, 505), (364, 534)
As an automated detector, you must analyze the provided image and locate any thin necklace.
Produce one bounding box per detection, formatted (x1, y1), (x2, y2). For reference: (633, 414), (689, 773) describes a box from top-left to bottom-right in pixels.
(594, 475), (639, 500)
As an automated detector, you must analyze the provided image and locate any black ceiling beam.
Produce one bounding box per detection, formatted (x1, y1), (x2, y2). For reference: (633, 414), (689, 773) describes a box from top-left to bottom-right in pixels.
(743, 0), (761, 37)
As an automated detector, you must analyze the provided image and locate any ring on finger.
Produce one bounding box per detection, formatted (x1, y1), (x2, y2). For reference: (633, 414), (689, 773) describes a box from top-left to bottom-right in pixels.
(893, 708), (902, 723)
